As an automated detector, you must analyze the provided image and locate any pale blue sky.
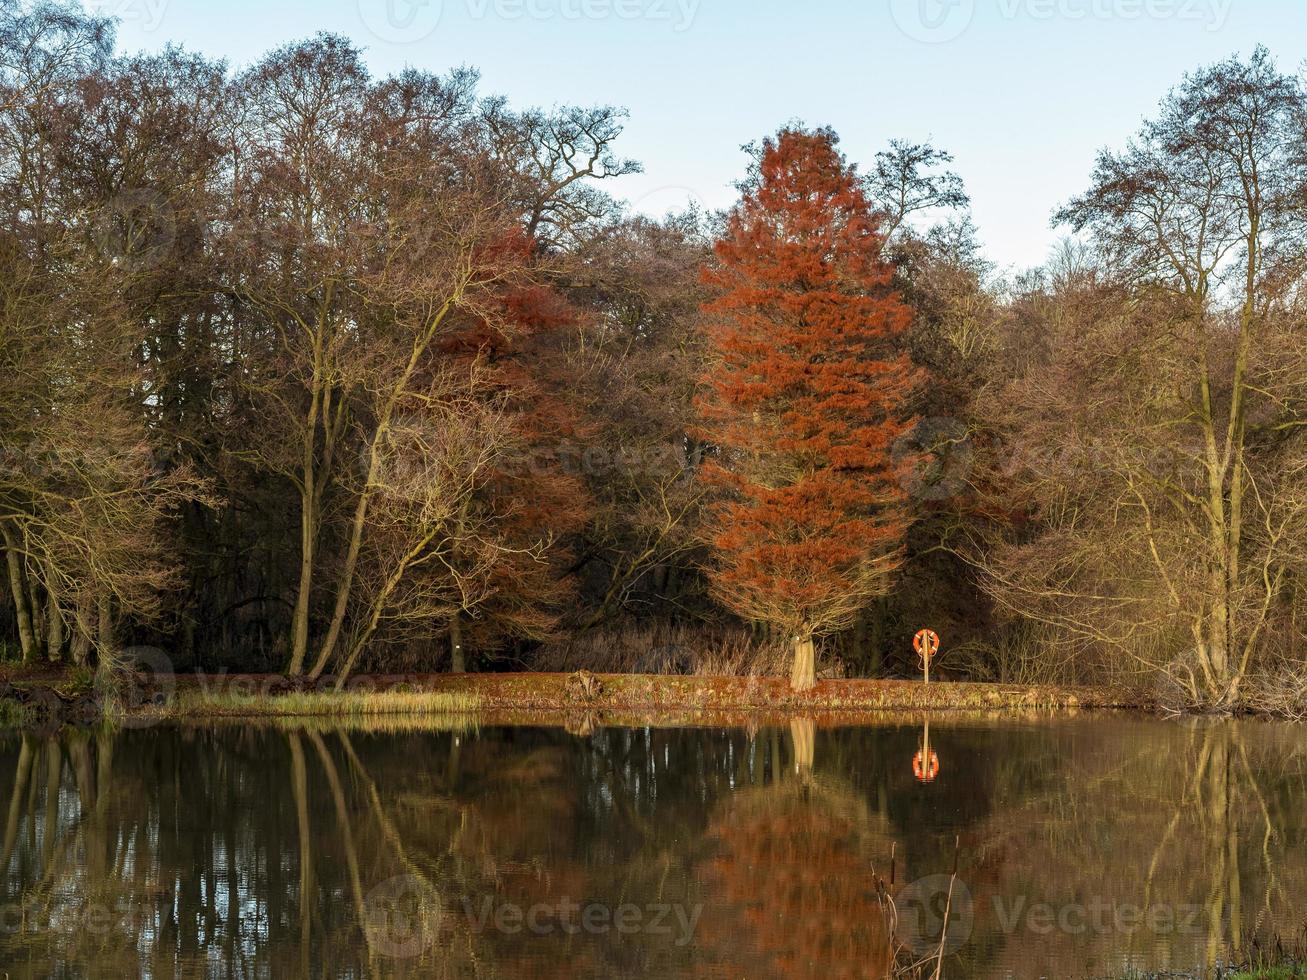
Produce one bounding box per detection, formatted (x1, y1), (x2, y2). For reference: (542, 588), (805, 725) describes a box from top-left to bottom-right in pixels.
(101, 0), (1307, 272)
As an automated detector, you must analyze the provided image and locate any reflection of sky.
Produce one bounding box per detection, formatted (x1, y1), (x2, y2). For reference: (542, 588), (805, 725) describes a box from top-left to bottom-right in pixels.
(104, 0), (1307, 273)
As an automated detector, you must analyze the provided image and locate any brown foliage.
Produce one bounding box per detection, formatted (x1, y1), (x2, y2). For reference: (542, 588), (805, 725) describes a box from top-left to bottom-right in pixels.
(697, 128), (918, 686)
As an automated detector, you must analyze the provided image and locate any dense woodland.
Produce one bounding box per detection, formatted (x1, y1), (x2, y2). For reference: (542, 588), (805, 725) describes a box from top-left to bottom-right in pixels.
(3, 1), (1307, 708)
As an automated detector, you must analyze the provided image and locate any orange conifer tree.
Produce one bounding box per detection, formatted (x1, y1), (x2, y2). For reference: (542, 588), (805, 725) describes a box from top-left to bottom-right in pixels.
(698, 127), (917, 691)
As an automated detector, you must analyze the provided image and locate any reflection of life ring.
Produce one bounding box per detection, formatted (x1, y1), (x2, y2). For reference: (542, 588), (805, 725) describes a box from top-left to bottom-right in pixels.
(913, 629), (941, 661)
(913, 750), (941, 783)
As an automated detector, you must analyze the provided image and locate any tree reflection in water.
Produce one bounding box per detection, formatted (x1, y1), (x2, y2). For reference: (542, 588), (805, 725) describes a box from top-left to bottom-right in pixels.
(694, 715), (897, 979)
(0, 715), (1302, 978)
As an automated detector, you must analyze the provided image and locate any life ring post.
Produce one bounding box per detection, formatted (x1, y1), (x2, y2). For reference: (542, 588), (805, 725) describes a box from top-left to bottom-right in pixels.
(913, 629), (941, 685)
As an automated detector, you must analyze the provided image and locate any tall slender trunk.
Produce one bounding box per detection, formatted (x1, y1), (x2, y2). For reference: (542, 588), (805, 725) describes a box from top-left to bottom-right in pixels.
(447, 494), (474, 675)
(286, 480), (317, 676)
(285, 291), (341, 677)
(789, 716), (815, 775)
(333, 524), (444, 688)
(449, 613), (465, 673)
(791, 632), (816, 692)
(27, 577), (44, 656)
(287, 733), (313, 972)
(308, 482), (370, 680)
(95, 595), (116, 686)
(308, 300), (457, 681)
(71, 592), (93, 667)
(94, 731), (112, 821)
(309, 733), (375, 961)
(45, 564), (63, 662)
(1201, 726), (1233, 968)
(1, 736), (33, 872)
(1197, 344), (1233, 702)
(446, 732), (462, 790)
(41, 742), (60, 868)
(1, 523), (36, 662)
(1191, 217), (1262, 708)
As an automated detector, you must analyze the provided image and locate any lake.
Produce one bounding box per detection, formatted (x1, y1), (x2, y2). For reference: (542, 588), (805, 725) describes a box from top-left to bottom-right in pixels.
(0, 713), (1304, 978)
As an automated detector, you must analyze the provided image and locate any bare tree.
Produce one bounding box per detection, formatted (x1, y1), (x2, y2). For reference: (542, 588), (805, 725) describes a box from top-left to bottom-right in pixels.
(481, 101), (641, 253)
(1, 3), (204, 672)
(864, 138), (970, 244)
(965, 48), (1307, 704)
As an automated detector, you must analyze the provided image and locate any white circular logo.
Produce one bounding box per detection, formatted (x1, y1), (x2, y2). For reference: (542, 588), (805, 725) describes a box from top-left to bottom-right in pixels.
(364, 875), (437, 958)
(892, 416), (975, 501)
(896, 874), (974, 956)
(92, 188), (176, 271)
(627, 184), (709, 220)
(115, 645), (177, 730)
(357, 0), (444, 44)
(889, 0), (976, 43)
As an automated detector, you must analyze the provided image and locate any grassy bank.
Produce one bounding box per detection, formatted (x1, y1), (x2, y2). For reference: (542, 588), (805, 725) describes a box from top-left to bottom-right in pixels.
(114, 673), (1132, 732)
(0, 665), (1143, 727)
(163, 672), (1122, 715)
(166, 686), (482, 718)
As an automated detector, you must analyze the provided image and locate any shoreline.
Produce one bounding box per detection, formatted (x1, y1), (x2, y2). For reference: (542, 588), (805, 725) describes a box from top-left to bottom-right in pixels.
(0, 669), (1149, 728)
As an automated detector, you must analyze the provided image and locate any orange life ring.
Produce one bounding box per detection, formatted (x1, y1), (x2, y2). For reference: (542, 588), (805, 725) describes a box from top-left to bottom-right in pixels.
(913, 629), (941, 660)
(913, 750), (940, 783)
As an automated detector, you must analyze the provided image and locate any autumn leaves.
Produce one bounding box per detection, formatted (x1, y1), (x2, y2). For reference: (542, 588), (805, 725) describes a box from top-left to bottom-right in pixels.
(697, 129), (919, 691)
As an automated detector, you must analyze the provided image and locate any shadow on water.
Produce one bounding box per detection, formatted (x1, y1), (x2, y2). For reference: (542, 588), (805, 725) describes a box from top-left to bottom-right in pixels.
(0, 714), (1304, 978)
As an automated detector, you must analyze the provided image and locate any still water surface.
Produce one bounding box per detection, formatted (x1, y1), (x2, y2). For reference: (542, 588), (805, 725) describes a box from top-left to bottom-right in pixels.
(0, 714), (1304, 978)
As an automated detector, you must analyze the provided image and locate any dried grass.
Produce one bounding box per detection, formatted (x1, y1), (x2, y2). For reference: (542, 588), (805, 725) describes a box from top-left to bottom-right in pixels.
(164, 687), (482, 719)
(530, 623), (848, 679)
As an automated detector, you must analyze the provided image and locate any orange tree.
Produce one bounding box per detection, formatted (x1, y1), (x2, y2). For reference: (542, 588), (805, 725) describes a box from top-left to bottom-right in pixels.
(697, 127), (917, 691)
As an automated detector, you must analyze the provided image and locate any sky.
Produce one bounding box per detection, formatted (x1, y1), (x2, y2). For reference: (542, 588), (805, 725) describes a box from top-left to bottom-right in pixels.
(97, 0), (1307, 274)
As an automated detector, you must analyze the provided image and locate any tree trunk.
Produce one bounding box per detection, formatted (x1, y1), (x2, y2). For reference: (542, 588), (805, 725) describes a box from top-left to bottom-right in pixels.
(287, 733), (313, 974)
(852, 609), (868, 675)
(449, 614), (466, 673)
(1, 736), (34, 872)
(27, 577), (44, 658)
(446, 732), (462, 790)
(789, 716), (815, 776)
(1207, 588), (1231, 700)
(45, 565), (63, 662)
(307, 305), (453, 681)
(286, 483), (316, 676)
(651, 564), (667, 601)
(308, 486), (371, 679)
(1201, 725), (1234, 968)
(664, 565), (683, 607)
(286, 307), (338, 679)
(446, 495), (474, 676)
(95, 595), (116, 687)
(71, 592), (93, 667)
(1, 524), (36, 662)
(790, 632), (816, 692)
